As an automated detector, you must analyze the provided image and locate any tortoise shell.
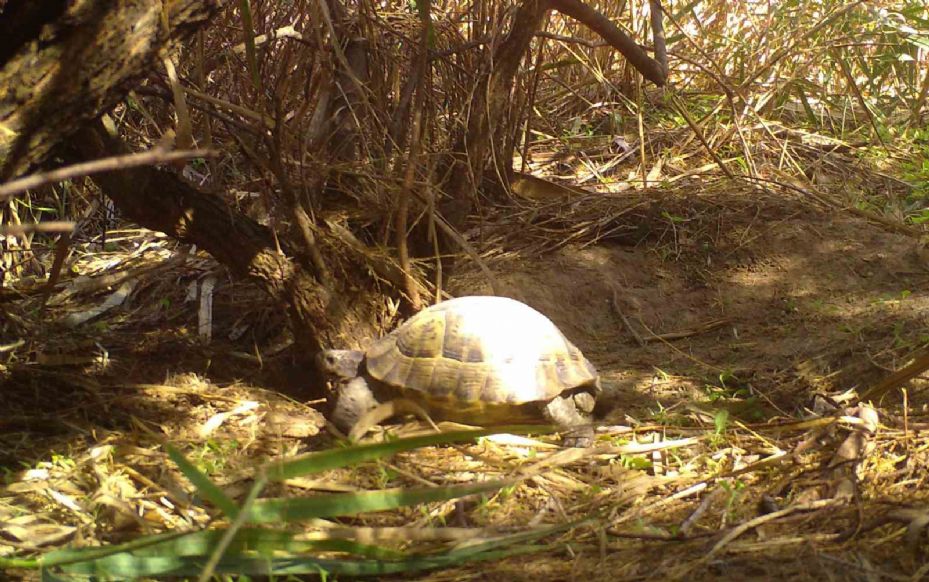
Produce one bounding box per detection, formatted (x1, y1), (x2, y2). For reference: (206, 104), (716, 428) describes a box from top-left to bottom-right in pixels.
(363, 296), (599, 414)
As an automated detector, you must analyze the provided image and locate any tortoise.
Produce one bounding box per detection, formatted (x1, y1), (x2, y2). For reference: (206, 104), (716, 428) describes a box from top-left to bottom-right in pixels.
(316, 295), (601, 447)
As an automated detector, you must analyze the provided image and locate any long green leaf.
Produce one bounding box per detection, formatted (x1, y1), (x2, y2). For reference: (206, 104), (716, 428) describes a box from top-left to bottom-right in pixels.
(129, 527), (403, 560)
(41, 531), (193, 568)
(247, 480), (508, 523)
(46, 512), (584, 580)
(262, 425), (553, 481)
(52, 544), (549, 579)
(40, 570), (71, 582)
(166, 444), (239, 518)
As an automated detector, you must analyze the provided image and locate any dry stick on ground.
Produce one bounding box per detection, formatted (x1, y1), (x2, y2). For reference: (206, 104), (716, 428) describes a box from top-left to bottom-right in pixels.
(642, 319), (730, 343)
(611, 482), (709, 526)
(0, 222), (76, 306)
(859, 349), (929, 403)
(610, 288), (645, 347)
(636, 318), (723, 373)
(41, 231), (73, 308)
(701, 499), (842, 563)
(679, 486), (726, 536)
(48, 249), (190, 307)
(835, 508), (929, 546)
(0, 222), (75, 235)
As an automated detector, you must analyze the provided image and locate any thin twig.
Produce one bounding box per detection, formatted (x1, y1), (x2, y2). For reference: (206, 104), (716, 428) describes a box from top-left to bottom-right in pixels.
(705, 499), (840, 562)
(860, 348), (929, 402)
(40, 230), (72, 308)
(642, 319), (730, 343)
(611, 287), (645, 347)
(0, 222), (75, 235)
(0, 149), (216, 200)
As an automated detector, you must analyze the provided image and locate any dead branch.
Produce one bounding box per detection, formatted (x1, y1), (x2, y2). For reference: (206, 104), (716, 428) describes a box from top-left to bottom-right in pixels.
(0, 0), (221, 180)
(549, 0), (667, 86)
(69, 121), (340, 359)
(860, 349), (929, 403)
(0, 222), (75, 235)
(648, 0), (668, 79)
(394, 3), (432, 312)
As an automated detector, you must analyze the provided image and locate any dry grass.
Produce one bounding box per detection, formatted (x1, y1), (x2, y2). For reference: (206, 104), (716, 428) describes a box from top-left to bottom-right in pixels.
(4, 161), (929, 578)
(3, 0), (929, 579)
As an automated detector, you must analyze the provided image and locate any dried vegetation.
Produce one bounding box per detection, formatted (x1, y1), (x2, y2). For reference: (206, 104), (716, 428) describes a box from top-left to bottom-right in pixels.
(2, 0), (929, 580)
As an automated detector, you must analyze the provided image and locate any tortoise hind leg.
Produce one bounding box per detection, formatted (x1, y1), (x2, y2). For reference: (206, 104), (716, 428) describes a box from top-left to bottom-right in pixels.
(329, 377), (381, 436)
(543, 390), (597, 447)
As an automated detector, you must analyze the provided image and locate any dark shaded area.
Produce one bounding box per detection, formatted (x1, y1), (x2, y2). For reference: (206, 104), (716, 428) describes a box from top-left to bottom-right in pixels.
(0, 0), (69, 66)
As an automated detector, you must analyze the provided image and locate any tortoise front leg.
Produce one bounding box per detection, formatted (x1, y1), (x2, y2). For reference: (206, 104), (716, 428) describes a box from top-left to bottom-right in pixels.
(329, 377), (381, 436)
(543, 390), (596, 447)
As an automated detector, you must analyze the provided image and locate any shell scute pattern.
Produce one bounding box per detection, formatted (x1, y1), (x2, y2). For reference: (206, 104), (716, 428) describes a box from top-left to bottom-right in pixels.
(364, 296), (598, 409)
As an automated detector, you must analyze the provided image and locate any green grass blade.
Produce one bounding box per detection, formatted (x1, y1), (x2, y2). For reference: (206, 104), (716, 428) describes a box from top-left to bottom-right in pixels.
(166, 444), (240, 518)
(53, 544), (550, 579)
(39, 569), (71, 582)
(247, 480), (508, 523)
(45, 507), (582, 579)
(43, 529), (405, 579)
(41, 531), (193, 568)
(263, 425), (553, 481)
(130, 527), (404, 560)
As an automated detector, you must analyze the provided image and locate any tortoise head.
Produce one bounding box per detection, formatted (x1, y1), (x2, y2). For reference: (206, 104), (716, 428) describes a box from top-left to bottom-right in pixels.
(316, 349), (366, 379)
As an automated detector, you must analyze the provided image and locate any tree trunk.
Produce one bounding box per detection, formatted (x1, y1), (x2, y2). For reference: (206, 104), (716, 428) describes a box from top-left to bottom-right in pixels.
(0, 0), (221, 181)
(70, 123), (341, 367)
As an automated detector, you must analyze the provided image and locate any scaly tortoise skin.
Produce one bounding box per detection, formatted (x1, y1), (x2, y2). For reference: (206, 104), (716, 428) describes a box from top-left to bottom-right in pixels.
(316, 295), (601, 447)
